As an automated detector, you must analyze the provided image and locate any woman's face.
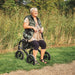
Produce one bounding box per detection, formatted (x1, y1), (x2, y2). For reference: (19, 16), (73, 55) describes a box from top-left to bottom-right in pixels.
(31, 9), (38, 17)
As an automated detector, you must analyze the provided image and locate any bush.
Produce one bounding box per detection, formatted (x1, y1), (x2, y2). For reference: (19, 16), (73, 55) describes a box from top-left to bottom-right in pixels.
(0, 8), (75, 50)
(0, 0), (75, 50)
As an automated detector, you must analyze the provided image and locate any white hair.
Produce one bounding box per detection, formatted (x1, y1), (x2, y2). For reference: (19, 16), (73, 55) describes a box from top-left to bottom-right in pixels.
(30, 7), (38, 13)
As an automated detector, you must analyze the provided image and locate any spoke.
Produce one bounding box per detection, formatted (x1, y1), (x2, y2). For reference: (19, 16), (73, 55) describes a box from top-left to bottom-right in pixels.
(17, 52), (23, 59)
(28, 56), (34, 63)
(29, 59), (32, 63)
(19, 53), (21, 57)
(18, 52), (20, 57)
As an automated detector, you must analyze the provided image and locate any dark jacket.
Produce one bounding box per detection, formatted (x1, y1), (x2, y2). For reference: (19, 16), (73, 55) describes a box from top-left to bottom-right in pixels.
(23, 15), (43, 40)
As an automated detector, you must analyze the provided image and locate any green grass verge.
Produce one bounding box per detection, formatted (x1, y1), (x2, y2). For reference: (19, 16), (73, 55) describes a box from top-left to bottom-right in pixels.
(0, 46), (75, 74)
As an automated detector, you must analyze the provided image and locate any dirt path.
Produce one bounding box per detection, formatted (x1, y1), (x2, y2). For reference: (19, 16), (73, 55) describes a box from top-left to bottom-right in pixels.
(1, 61), (75, 75)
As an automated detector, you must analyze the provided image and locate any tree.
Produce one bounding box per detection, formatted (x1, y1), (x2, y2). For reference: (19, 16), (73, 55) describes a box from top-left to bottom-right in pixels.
(2, 0), (16, 12)
(0, 0), (5, 8)
(55, 0), (75, 16)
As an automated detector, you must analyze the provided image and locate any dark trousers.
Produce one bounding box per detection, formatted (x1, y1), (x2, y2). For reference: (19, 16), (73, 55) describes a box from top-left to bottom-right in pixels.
(30, 40), (46, 50)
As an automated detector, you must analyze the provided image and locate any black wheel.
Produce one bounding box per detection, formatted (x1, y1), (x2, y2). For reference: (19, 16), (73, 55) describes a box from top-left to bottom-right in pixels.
(29, 49), (33, 54)
(43, 52), (51, 60)
(15, 50), (24, 60)
(26, 54), (35, 65)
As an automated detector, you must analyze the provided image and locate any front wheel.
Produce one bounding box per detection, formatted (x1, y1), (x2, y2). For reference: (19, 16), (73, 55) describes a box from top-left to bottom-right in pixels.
(15, 50), (24, 60)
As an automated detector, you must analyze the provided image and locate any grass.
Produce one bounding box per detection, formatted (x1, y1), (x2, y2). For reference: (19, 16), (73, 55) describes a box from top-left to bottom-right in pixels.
(0, 46), (75, 74)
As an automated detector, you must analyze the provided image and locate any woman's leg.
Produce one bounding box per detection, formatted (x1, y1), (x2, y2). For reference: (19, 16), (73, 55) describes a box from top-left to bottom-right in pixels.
(30, 40), (39, 60)
(38, 40), (46, 60)
(40, 49), (46, 60)
(33, 50), (38, 60)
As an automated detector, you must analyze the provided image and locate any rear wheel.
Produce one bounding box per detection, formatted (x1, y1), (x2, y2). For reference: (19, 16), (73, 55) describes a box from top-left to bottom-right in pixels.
(43, 52), (51, 60)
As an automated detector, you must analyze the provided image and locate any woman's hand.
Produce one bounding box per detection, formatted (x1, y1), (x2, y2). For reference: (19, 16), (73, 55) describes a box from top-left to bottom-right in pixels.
(33, 27), (38, 32)
(39, 27), (44, 33)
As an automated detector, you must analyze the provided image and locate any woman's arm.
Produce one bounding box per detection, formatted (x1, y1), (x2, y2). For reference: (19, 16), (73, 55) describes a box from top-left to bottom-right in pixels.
(23, 22), (34, 29)
(23, 18), (37, 32)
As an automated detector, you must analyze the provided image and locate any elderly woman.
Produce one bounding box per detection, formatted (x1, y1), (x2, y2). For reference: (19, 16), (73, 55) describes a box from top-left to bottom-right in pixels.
(23, 7), (47, 64)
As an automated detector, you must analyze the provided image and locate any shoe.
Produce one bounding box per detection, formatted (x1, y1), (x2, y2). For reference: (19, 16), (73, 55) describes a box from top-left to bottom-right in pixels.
(35, 60), (40, 65)
(40, 59), (47, 64)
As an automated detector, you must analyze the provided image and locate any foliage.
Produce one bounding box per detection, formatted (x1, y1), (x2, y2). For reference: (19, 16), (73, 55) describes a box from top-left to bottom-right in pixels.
(0, 0), (75, 50)
(0, 7), (75, 49)
(55, 0), (75, 16)
(1, 0), (75, 15)
(0, 0), (5, 5)
(0, 8), (29, 49)
(2, 0), (17, 13)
